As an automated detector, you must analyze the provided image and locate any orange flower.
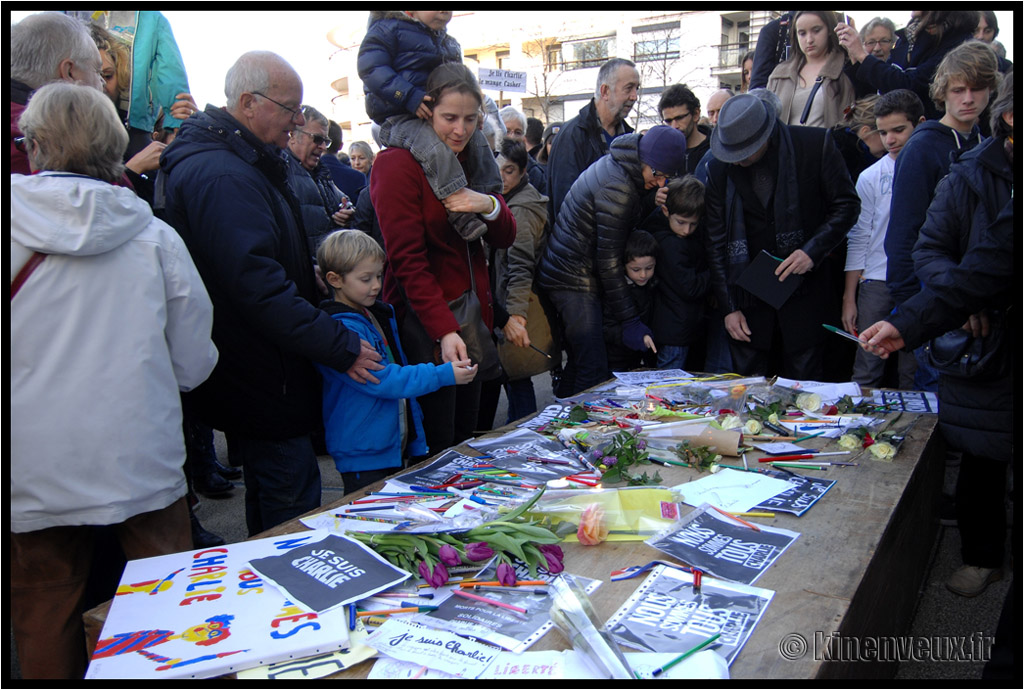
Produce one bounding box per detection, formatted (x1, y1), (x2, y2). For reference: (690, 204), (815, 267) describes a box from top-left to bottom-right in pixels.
(577, 504), (609, 546)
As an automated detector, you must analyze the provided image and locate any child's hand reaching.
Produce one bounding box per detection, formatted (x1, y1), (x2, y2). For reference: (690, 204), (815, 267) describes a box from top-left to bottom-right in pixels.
(415, 95), (433, 120)
(450, 359), (478, 384)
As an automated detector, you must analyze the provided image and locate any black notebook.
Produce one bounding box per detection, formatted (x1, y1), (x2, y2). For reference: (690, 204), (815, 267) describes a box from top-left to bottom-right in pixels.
(735, 250), (804, 310)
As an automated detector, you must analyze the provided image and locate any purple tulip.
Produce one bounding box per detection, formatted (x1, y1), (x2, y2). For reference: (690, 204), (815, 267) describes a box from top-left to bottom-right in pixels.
(634, 424), (643, 434)
(538, 544), (565, 574)
(603, 456), (617, 466)
(465, 541), (496, 561)
(496, 562), (517, 586)
(636, 440), (647, 450)
(418, 560), (450, 588)
(438, 544), (461, 567)
(590, 449), (603, 461)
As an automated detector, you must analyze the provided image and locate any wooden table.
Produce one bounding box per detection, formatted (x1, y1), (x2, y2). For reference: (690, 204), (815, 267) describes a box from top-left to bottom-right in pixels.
(85, 410), (942, 679)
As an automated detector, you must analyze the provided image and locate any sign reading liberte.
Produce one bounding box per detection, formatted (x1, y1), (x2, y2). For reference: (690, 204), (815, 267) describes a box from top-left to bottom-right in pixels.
(478, 67), (527, 93)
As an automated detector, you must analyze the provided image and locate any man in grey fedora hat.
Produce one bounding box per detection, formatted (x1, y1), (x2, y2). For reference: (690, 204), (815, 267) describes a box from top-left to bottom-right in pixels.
(703, 90), (860, 379)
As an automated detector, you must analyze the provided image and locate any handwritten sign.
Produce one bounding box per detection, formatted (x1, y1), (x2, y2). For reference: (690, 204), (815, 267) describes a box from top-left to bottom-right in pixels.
(363, 619), (499, 678)
(478, 67), (527, 93)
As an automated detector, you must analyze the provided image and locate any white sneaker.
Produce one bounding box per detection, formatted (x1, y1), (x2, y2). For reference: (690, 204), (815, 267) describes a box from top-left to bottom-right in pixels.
(945, 565), (1002, 597)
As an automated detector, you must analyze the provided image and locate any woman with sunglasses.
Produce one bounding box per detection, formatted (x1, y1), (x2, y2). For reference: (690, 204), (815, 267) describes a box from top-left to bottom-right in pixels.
(286, 105), (354, 255)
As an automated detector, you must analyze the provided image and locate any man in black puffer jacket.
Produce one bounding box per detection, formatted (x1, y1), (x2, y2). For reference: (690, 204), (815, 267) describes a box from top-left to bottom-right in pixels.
(160, 51), (383, 536)
(537, 126), (687, 396)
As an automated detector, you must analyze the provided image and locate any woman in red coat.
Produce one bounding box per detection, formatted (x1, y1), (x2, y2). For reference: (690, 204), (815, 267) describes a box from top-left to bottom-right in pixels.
(370, 63), (516, 454)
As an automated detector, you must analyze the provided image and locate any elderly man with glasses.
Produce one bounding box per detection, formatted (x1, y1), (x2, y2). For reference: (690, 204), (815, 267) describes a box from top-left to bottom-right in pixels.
(286, 104), (356, 253)
(159, 51), (383, 537)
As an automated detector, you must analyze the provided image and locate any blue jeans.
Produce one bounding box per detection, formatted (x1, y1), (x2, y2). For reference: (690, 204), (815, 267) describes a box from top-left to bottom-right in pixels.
(547, 290), (608, 396)
(226, 433), (322, 536)
(504, 377), (537, 424)
(657, 345), (689, 370)
(704, 318), (734, 374)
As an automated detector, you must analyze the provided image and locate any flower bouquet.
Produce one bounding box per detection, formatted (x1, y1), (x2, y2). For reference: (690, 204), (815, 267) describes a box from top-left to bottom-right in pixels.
(347, 488), (564, 586)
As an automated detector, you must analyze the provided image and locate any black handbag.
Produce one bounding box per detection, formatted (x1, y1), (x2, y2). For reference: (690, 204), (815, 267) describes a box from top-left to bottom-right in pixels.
(925, 311), (1006, 379)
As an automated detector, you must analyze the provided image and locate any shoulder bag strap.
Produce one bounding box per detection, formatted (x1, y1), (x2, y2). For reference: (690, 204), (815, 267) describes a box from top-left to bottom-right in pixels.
(11, 252), (46, 300)
(799, 76), (825, 125)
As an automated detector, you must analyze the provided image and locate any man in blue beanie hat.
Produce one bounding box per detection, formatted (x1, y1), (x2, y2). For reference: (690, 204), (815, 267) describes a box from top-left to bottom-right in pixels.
(538, 125), (687, 395)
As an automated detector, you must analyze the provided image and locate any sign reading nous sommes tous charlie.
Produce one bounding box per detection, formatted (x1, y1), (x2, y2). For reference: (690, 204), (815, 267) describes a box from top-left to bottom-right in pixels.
(478, 67), (527, 93)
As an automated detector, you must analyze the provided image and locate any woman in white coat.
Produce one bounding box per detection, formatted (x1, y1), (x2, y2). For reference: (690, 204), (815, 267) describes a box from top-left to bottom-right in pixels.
(10, 82), (218, 679)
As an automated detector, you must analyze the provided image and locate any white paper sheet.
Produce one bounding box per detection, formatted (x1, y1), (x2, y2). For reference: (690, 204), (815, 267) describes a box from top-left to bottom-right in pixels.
(672, 468), (793, 512)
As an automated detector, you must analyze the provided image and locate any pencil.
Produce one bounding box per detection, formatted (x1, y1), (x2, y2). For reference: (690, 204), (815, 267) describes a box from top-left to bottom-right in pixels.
(730, 512), (775, 518)
(453, 588), (528, 614)
(459, 580), (546, 588)
(792, 431), (825, 443)
(356, 606), (435, 617)
(710, 504), (760, 531)
(652, 633), (722, 676)
(770, 462), (827, 471)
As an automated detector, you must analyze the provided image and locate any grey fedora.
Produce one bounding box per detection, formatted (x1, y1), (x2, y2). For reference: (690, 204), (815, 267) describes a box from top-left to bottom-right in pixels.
(710, 93), (776, 163)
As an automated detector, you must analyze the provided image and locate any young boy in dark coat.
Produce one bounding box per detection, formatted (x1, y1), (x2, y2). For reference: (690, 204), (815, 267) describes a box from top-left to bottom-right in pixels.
(604, 230), (659, 373)
(650, 176), (709, 371)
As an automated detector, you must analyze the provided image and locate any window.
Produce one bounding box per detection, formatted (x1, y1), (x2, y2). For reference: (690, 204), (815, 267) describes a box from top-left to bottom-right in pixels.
(634, 35), (679, 62)
(545, 45), (563, 72)
(566, 38), (612, 70)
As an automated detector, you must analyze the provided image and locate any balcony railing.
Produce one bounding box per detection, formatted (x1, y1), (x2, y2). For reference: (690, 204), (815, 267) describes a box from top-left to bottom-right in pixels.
(715, 42), (751, 70)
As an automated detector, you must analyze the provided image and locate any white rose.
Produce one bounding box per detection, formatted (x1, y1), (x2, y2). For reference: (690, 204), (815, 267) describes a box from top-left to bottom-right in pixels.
(796, 393), (822, 412)
(744, 419), (763, 435)
(869, 442), (896, 461)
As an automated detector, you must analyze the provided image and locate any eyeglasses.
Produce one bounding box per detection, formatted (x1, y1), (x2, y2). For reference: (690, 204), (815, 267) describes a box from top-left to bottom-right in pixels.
(292, 129), (332, 148)
(252, 92), (302, 121)
(14, 136), (27, 154)
(663, 111), (692, 126)
(864, 39), (892, 48)
(650, 168), (673, 181)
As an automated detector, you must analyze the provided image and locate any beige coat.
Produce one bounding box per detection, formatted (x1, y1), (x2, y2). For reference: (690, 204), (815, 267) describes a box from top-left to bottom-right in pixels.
(494, 180), (556, 381)
(767, 49), (856, 129)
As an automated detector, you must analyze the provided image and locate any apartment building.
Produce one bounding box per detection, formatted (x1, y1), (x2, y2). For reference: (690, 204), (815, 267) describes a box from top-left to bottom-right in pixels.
(327, 10), (779, 148)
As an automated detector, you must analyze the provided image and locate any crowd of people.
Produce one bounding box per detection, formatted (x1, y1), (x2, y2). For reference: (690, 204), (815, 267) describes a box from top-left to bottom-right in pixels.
(9, 10), (1014, 679)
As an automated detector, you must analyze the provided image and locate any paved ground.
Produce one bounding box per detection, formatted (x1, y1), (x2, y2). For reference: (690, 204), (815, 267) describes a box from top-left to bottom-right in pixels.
(12, 371), (1013, 679)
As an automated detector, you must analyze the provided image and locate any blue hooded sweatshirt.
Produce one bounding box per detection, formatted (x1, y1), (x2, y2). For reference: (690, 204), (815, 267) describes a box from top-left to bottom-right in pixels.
(317, 299), (454, 475)
(883, 119), (984, 307)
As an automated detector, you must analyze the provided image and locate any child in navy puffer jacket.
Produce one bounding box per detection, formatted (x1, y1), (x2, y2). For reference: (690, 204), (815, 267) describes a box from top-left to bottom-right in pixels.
(357, 11), (501, 241)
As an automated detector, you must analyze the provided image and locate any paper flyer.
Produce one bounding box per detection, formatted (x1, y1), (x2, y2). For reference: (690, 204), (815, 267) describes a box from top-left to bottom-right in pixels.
(673, 468), (793, 513)
(754, 469), (837, 517)
(368, 648), (729, 680)
(646, 504), (800, 585)
(248, 533), (411, 614)
(362, 618), (501, 678)
(86, 531), (351, 680)
(605, 564), (773, 665)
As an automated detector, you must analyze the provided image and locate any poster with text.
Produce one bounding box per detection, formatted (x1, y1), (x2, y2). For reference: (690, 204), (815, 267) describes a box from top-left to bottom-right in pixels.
(467, 429), (588, 482)
(754, 469), (836, 516)
(248, 533), (410, 613)
(646, 504), (799, 585)
(86, 531), (351, 680)
(390, 449), (492, 489)
(605, 565), (772, 665)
